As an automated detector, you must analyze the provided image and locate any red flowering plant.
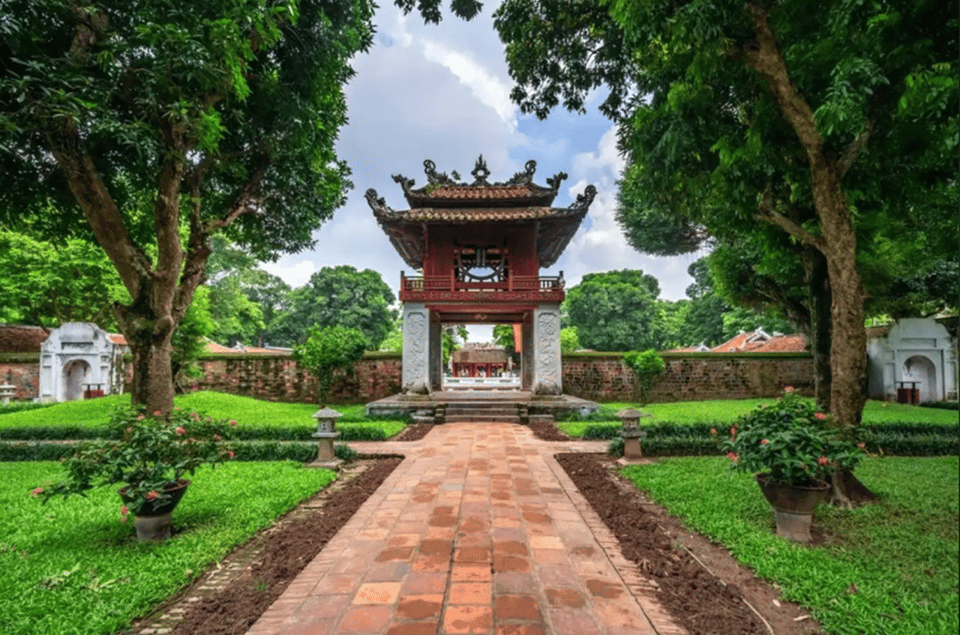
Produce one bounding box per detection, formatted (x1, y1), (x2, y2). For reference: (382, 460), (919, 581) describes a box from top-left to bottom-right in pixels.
(713, 388), (866, 486)
(34, 406), (236, 519)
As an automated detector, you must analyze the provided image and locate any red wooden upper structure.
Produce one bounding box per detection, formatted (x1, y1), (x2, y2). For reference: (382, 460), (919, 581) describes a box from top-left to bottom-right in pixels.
(366, 157), (595, 325)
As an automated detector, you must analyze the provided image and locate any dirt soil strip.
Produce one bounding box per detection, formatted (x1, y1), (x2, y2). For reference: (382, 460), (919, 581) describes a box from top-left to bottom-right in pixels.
(555, 453), (824, 635)
(125, 457), (402, 635)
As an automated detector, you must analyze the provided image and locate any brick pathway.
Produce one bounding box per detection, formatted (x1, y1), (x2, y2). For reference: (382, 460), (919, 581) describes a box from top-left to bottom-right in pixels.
(246, 423), (686, 635)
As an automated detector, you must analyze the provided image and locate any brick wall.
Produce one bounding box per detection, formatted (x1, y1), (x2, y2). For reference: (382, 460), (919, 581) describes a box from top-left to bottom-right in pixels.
(562, 352), (814, 402)
(3, 350), (812, 405)
(182, 352), (402, 404)
(0, 354), (41, 400)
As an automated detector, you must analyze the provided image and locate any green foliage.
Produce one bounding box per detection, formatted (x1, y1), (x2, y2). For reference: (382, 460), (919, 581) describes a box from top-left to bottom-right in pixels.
(559, 327), (580, 354)
(0, 231), (128, 328)
(292, 325), (370, 407)
(622, 350), (665, 405)
(1, 461), (337, 635)
(620, 457), (960, 635)
(34, 406), (236, 515)
(171, 286), (215, 384)
(267, 266), (396, 348)
(334, 443), (358, 462)
(564, 270), (662, 351)
(203, 235), (291, 347)
(719, 389), (866, 486)
(0, 402), (51, 416)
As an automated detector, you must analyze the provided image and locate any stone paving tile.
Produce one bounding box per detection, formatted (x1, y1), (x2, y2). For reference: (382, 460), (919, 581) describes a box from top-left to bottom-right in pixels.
(246, 424), (684, 635)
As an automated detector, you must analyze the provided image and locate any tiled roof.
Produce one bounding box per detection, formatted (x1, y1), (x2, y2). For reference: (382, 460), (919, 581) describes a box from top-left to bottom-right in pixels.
(109, 334), (127, 346)
(414, 185), (540, 200)
(384, 206), (558, 222)
(750, 334), (807, 353)
(0, 324), (49, 353)
(711, 330), (808, 353)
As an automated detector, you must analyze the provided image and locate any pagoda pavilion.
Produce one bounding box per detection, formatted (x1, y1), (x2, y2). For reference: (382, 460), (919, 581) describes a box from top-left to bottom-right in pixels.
(366, 156), (595, 396)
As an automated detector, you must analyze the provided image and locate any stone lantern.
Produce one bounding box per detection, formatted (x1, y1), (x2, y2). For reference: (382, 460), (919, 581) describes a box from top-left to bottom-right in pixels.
(618, 408), (648, 460)
(0, 384), (15, 404)
(311, 407), (342, 469)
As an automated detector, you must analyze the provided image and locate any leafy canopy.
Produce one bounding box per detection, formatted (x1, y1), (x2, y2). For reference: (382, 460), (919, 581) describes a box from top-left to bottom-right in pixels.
(293, 325), (369, 407)
(564, 270), (662, 352)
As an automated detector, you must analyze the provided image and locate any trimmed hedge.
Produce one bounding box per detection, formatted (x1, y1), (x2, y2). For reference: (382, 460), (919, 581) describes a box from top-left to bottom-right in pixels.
(0, 402), (52, 416)
(0, 440), (384, 462)
(0, 421), (406, 442)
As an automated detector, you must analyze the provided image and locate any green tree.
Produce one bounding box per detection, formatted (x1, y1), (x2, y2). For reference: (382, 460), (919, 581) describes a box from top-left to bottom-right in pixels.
(0, 0), (378, 413)
(0, 230), (127, 328)
(494, 0), (958, 451)
(622, 349), (665, 405)
(203, 236), (292, 346)
(292, 325), (369, 407)
(564, 270), (661, 352)
(265, 265), (396, 348)
(171, 286), (215, 390)
(559, 327), (580, 354)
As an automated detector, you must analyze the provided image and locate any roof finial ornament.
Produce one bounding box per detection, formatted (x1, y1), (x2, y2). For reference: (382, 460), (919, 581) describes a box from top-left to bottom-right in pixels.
(506, 160), (537, 186)
(364, 188), (393, 215)
(546, 171), (568, 193)
(568, 184), (597, 211)
(392, 173), (415, 194)
(471, 155), (491, 185)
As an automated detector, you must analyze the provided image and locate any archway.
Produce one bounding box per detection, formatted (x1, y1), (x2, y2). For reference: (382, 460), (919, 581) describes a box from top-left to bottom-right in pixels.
(62, 359), (91, 401)
(902, 355), (938, 403)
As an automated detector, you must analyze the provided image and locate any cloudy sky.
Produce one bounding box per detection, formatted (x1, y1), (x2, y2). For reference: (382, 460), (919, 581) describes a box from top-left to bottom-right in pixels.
(262, 2), (700, 341)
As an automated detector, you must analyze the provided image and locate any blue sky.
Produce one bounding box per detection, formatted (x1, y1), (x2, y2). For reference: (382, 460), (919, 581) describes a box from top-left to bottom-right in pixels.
(262, 2), (701, 341)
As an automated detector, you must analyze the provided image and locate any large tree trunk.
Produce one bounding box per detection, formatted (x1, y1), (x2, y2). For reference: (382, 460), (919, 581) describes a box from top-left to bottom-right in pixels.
(116, 299), (177, 414)
(742, 3), (873, 504)
(801, 247), (832, 411)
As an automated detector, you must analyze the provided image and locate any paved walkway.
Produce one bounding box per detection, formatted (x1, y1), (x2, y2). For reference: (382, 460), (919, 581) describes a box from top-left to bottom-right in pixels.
(246, 424), (686, 635)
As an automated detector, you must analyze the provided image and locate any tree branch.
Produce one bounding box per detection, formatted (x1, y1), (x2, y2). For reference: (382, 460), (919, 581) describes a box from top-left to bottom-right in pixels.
(205, 156), (271, 233)
(42, 117), (151, 299)
(838, 119), (874, 178)
(754, 181), (825, 248)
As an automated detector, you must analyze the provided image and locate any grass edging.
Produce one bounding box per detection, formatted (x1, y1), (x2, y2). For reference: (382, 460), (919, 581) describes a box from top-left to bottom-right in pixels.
(618, 456), (959, 635)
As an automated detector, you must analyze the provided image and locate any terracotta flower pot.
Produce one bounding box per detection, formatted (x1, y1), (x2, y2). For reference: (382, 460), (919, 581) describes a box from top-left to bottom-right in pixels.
(755, 473), (829, 542)
(119, 479), (190, 542)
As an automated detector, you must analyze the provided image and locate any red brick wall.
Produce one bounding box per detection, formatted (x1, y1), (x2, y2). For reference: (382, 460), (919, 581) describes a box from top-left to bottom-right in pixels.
(562, 353), (814, 402)
(3, 351), (812, 405)
(182, 353), (402, 404)
(0, 355), (41, 400)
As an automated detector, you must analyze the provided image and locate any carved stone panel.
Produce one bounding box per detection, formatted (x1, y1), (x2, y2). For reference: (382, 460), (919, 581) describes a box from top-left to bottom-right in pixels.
(533, 304), (562, 395)
(402, 304), (431, 394)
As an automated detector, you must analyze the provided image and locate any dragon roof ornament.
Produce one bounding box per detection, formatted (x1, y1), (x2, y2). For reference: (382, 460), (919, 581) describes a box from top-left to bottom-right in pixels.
(389, 156), (568, 196)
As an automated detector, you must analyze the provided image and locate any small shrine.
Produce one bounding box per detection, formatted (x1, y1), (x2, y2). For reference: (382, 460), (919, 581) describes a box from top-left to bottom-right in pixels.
(367, 156), (595, 395)
(39, 322), (128, 402)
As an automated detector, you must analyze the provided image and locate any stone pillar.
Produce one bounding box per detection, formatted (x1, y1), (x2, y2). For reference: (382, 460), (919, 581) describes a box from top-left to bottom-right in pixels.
(402, 303), (432, 394)
(532, 303), (562, 395)
(521, 319), (534, 391)
(429, 319), (443, 391)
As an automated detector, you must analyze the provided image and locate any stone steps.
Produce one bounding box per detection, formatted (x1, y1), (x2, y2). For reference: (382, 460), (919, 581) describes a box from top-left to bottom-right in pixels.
(443, 402), (524, 424)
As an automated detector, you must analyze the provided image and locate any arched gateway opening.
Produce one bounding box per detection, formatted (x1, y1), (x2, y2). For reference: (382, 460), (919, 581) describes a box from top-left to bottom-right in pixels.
(366, 157), (597, 419)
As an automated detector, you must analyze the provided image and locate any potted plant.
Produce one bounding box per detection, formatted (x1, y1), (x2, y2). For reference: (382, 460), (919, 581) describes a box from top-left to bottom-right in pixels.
(714, 387), (866, 541)
(33, 406), (236, 541)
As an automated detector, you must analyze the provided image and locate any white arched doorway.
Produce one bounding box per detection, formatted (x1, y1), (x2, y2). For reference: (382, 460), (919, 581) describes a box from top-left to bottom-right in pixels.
(902, 355), (938, 403)
(62, 359), (91, 401)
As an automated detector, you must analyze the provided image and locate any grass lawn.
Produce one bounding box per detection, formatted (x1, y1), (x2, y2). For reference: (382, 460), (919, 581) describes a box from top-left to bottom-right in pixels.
(1, 461), (337, 635)
(0, 392), (406, 440)
(558, 398), (958, 438)
(620, 456), (959, 635)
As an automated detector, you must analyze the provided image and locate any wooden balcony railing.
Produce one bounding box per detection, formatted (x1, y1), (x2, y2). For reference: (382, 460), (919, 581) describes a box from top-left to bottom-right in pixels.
(401, 272), (564, 294)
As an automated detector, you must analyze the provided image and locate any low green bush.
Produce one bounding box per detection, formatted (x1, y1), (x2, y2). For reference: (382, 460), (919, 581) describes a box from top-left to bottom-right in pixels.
(0, 420), (407, 442)
(0, 402), (52, 416)
(921, 401), (959, 411)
